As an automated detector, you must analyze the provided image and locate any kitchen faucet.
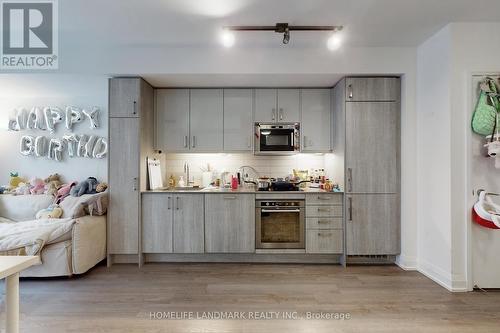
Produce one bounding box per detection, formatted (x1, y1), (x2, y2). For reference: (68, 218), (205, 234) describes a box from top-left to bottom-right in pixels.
(183, 162), (192, 186)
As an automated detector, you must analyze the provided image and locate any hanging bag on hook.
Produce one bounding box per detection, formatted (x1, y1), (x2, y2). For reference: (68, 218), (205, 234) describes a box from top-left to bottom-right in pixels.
(472, 77), (500, 138)
(472, 190), (500, 229)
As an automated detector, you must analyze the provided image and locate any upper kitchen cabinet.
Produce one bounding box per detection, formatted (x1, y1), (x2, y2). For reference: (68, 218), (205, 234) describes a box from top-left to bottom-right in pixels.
(254, 89), (300, 123)
(156, 89), (190, 152)
(223, 89), (253, 151)
(109, 78), (141, 117)
(190, 89), (224, 152)
(301, 89), (331, 152)
(346, 77), (400, 102)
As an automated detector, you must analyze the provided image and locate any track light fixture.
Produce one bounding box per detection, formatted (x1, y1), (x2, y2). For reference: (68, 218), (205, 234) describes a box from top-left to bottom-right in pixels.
(222, 23), (343, 46)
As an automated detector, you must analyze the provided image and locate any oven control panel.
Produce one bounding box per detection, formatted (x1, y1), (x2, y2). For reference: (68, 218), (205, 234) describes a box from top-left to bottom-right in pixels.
(256, 200), (305, 208)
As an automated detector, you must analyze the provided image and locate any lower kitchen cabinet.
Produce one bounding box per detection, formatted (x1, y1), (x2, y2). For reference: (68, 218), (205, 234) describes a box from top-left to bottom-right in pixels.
(142, 193), (204, 254)
(204, 194), (255, 253)
(306, 230), (343, 254)
(346, 194), (400, 255)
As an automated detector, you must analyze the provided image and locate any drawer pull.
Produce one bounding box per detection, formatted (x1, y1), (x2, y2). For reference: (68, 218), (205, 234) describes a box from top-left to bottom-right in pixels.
(223, 196), (237, 200)
(317, 232), (331, 237)
(317, 220), (330, 224)
(317, 196), (332, 200)
(167, 196), (171, 210)
(317, 208), (331, 212)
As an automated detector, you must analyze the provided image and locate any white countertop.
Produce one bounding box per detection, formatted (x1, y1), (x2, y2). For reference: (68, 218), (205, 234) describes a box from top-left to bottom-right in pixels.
(143, 186), (343, 194)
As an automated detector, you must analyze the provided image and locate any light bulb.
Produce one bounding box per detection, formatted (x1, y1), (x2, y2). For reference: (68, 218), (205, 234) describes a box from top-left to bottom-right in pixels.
(327, 33), (342, 51)
(220, 30), (235, 48)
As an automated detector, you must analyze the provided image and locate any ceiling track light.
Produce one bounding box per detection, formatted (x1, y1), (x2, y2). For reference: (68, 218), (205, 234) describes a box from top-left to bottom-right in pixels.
(223, 23), (343, 45)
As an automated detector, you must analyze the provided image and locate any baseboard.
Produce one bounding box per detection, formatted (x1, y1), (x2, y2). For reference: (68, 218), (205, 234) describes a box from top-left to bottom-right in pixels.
(417, 259), (468, 292)
(144, 253), (342, 264)
(396, 254), (417, 270)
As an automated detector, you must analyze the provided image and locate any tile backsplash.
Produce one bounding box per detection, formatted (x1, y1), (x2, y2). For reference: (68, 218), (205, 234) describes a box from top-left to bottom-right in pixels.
(160, 153), (337, 186)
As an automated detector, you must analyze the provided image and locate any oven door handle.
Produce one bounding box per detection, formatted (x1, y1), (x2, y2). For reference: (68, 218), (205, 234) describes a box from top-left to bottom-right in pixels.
(261, 209), (301, 213)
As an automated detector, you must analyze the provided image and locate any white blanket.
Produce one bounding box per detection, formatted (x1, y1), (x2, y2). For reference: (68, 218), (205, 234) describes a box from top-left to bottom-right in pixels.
(0, 218), (75, 256)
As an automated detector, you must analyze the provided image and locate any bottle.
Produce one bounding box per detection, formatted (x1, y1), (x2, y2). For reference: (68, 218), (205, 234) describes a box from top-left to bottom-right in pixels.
(231, 175), (238, 190)
(168, 174), (176, 188)
(178, 176), (185, 187)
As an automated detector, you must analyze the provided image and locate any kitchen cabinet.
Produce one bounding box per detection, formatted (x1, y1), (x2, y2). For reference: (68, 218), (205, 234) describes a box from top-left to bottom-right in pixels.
(142, 193), (173, 253)
(172, 194), (204, 253)
(223, 89), (254, 151)
(108, 78), (154, 257)
(190, 89), (223, 152)
(346, 194), (400, 255)
(301, 89), (331, 152)
(345, 102), (399, 193)
(254, 89), (300, 123)
(142, 193), (204, 254)
(345, 77), (399, 102)
(204, 194), (255, 253)
(155, 89), (190, 152)
(109, 78), (140, 117)
(306, 230), (343, 254)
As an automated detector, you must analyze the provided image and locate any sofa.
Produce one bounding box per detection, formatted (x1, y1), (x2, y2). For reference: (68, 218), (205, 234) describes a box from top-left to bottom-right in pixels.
(0, 194), (106, 277)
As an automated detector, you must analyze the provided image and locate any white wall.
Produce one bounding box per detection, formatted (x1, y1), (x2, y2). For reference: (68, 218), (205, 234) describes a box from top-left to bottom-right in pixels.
(0, 74), (108, 185)
(416, 26), (453, 288)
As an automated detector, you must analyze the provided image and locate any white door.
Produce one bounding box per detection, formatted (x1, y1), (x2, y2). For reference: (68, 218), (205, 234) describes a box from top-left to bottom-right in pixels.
(277, 89), (300, 123)
(156, 89), (190, 152)
(223, 89), (253, 151)
(301, 89), (331, 152)
(190, 89), (223, 152)
(255, 89), (277, 122)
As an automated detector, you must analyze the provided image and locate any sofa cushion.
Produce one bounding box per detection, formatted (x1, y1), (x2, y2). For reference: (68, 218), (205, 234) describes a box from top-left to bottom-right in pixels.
(0, 194), (54, 222)
(59, 192), (108, 219)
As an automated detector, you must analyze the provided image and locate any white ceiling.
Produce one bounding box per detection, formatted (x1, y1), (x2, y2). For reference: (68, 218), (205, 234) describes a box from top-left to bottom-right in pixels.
(59, 0), (500, 86)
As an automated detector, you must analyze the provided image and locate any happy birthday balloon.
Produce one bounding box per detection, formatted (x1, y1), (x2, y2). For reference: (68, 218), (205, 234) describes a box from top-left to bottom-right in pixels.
(92, 138), (108, 159)
(82, 107), (100, 129)
(77, 134), (88, 157)
(34, 136), (48, 157)
(44, 107), (63, 133)
(20, 135), (35, 156)
(62, 134), (79, 158)
(26, 107), (37, 129)
(16, 108), (28, 130)
(48, 138), (65, 162)
(65, 106), (83, 131)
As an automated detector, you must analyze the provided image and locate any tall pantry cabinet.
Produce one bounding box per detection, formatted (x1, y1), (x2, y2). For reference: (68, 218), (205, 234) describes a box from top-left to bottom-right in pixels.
(333, 77), (401, 258)
(108, 78), (154, 264)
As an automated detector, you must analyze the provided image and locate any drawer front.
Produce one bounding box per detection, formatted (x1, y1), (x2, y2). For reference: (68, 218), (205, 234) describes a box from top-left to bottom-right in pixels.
(306, 217), (343, 230)
(306, 193), (343, 205)
(306, 205), (343, 217)
(306, 229), (343, 254)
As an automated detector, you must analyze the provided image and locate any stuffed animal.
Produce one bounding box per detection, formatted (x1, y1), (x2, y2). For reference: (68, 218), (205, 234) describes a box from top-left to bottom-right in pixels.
(96, 182), (108, 193)
(13, 182), (32, 195)
(44, 173), (63, 196)
(30, 178), (45, 195)
(70, 177), (98, 197)
(9, 172), (25, 189)
(0, 186), (6, 194)
(35, 204), (63, 219)
(55, 181), (77, 203)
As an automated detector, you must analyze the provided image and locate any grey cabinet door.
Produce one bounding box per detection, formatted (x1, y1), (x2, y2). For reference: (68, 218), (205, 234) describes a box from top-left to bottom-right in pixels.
(346, 194), (400, 255)
(155, 89), (190, 152)
(277, 89), (300, 123)
(345, 77), (399, 102)
(108, 118), (139, 254)
(205, 194), (255, 253)
(345, 102), (399, 193)
(301, 89), (331, 152)
(254, 89), (277, 122)
(190, 89), (223, 152)
(173, 194), (204, 253)
(109, 78), (140, 117)
(223, 89), (254, 151)
(142, 194), (173, 253)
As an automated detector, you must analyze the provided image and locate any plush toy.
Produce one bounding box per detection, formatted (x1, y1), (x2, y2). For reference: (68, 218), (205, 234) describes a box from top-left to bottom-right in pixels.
(70, 177), (98, 197)
(14, 182), (32, 195)
(35, 204), (63, 219)
(55, 181), (77, 203)
(30, 178), (45, 195)
(44, 173), (63, 196)
(9, 172), (25, 189)
(96, 182), (108, 193)
(0, 186), (6, 194)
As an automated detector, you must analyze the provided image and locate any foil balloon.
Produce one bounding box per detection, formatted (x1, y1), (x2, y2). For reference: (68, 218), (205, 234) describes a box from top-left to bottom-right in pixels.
(7, 119), (18, 131)
(77, 134), (88, 157)
(20, 135), (35, 156)
(92, 138), (108, 159)
(44, 107), (64, 133)
(15, 108), (28, 130)
(48, 138), (65, 161)
(65, 106), (83, 131)
(34, 107), (46, 130)
(84, 135), (97, 158)
(62, 134), (79, 158)
(26, 107), (37, 129)
(34, 136), (48, 157)
(82, 107), (100, 129)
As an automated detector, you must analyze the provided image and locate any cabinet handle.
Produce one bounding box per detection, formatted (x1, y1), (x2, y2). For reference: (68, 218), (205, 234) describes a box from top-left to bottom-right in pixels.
(167, 196), (171, 210)
(279, 108), (283, 120)
(317, 196), (331, 200)
(176, 197), (180, 210)
(247, 136), (252, 148)
(303, 136), (307, 148)
(272, 108), (276, 121)
(317, 208), (331, 212)
(183, 135), (188, 148)
(347, 168), (353, 192)
(317, 232), (331, 237)
(192, 136), (196, 148)
(348, 84), (353, 99)
(223, 196), (237, 200)
(132, 101), (137, 115)
(132, 177), (137, 191)
(349, 197), (353, 221)
(317, 220), (330, 224)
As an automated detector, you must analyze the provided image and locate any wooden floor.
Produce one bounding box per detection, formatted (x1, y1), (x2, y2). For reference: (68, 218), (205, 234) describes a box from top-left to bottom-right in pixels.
(1, 263), (500, 333)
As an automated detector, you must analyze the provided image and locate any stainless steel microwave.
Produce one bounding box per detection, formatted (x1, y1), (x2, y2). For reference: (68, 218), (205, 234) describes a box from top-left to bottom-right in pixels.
(254, 123), (300, 155)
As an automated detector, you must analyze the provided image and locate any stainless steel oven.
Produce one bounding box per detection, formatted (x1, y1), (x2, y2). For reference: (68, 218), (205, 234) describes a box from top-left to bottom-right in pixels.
(256, 199), (305, 249)
(254, 123), (300, 155)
